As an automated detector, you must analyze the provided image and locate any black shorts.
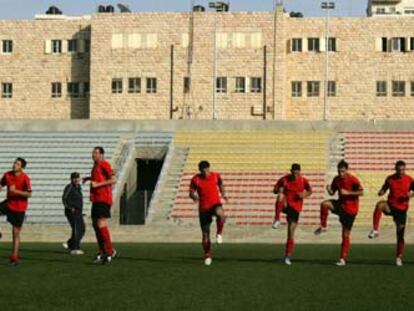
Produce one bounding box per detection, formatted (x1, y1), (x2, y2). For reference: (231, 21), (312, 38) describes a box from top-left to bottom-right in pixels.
(7, 210), (25, 227)
(283, 206), (300, 223)
(384, 205), (407, 226)
(330, 200), (356, 230)
(199, 205), (223, 230)
(91, 202), (111, 219)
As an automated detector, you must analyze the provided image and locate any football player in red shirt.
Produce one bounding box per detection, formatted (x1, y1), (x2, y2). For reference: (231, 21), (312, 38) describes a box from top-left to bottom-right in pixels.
(0, 158), (32, 265)
(273, 164), (312, 265)
(83, 147), (117, 264)
(368, 160), (414, 266)
(314, 160), (363, 266)
(189, 161), (228, 266)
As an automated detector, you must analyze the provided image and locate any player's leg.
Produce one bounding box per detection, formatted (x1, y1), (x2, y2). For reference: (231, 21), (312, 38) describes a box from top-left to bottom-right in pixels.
(96, 216), (115, 263)
(10, 225), (22, 264)
(337, 226), (351, 266)
(215, 205), (226, 244)
(66, 211), (76, 251)
(314, 200), (334, 235)
(394, 210), (407, 266)
(369, 200), (389, 239)
(92, 217), (105, 259)
(199, 212), (213, 265)
(272, 194), (286, 229)
(284, 220), (298, 265)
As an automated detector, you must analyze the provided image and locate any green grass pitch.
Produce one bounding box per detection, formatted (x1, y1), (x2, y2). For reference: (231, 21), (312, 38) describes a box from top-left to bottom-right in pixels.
(0, 243), (413, 311)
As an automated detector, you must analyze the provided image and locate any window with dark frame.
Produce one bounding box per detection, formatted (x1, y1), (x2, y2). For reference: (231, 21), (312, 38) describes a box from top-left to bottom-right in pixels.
(146, 78), (157, 93)
(291, 81), (302, 97)
(2, 40), (13, 54)
(392, 81), (405, 97)
(328, 81), (336, 97)
(292, 38), (302, 52)
(235, 77), (246, 93)
(307, 81), (320, 97)
(1, 83), (12, 98)
(52, 40), (62, 54)
(376, 81), (387, 97)
(308, 38), (320, 52)
(68, 39), (78, 53)
(216, 77), (227, 93)
(184, 77), (191, 94)
(68, 82), (80, 98)
(250, 77), (262, 93)
(83, 82), (90, 97)
(112, 79), (123, 94)
(328, 38), (336, 52)
(128, 78), (141, 93)
(51, 82), (62, 98)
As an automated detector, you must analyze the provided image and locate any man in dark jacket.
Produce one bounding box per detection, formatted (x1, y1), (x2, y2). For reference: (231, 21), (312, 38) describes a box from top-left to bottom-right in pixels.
(62, 172), (85, 255)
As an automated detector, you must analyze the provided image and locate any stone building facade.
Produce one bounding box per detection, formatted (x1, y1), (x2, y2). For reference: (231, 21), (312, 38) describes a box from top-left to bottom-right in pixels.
(1, 5), (414, 120)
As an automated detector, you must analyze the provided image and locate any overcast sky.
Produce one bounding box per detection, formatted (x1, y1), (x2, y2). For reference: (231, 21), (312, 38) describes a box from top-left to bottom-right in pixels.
(0, 0), (367, 19)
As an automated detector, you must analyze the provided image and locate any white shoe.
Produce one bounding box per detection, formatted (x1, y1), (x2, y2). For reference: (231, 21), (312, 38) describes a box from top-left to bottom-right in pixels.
(284, 257), (292, 266)
(336, 258), (346, 266)
(216, 234), (223, 244)
(368, 230), (379, 239)
(272, 220), (281, 229)
(62, 243), (69, 250)
(396, 257), (403, 267)
(204, 257), (212, 266)
(70, 250), (84, 255)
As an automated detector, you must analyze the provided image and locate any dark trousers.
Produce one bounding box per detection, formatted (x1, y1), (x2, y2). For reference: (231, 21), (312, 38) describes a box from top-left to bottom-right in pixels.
(65, 209), (85, 250)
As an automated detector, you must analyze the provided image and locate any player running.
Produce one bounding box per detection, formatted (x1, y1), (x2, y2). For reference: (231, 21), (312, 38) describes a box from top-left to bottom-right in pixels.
(189, 161), (228, 266)
(314, 160), (363, 266)
(83, 147), (117, 264)
(0, 158), (32, 265)
(368, 160), (414, 266)
(273, 164), (312, 265)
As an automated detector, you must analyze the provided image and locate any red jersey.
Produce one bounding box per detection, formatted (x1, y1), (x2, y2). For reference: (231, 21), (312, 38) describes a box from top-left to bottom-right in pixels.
(90, 159), (114, 205)
(331, 173), (363, 215)
(190, 172), (223, 212)
(383, 174), (414, 211)
(1, 171), (31, 212)
(274, 174), (312, 212)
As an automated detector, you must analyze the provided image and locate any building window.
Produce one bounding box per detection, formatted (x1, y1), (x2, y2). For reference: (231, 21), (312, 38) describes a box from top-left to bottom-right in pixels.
(67, 82), (80, 98)
(328, 81), (336, 97)
(391, 37), (405, 52)
(307, 81), (320, 97)
(51, 82), (62, 98)
(382, 37), (388, 52)
(146, 78), (157, 93)
(292, 38), (302, 52)
(68, 39), (78, 53)
(235, 77), (246, 93)
(183, 77), (191, 94)
(85, 40), (91, 53)
(216, 77), (227, 93)
(250, 77), (262, 93)
(52, 40), (62, 54)
(376, 8), (386, 14)
(392, 81), (405, 97)
(1, 83), (12, 98)
(83, 82), (90, 97)
(291, 81), (302, 97)
(128, 78), (141, 94)
(308, 38), (320, 52)
(112, 79), (123, 94)
(376, 81), (387, 97)
(328, 38), (336, 52)
(2, 40), (13, 54)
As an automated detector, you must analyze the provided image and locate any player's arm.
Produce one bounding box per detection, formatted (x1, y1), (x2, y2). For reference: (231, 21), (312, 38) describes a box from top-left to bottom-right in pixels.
(326, 180), (336, 196)
(378, 180), (389, 196)
(341, 179), (364, 196)
(299, 181), (313, 199)
(0, 174), (6, 192)
(217, 176), (229, 203)
(273, 178), (284, 195)
(408, 181), (414, 199)
(91, 175), (117, 188)
(82, 176), (91, 184)
(189, 178), (198, 202)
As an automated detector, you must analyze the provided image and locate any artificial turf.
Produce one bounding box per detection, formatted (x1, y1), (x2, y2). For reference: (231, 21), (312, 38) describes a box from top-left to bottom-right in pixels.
(0, 243), (413, 311)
